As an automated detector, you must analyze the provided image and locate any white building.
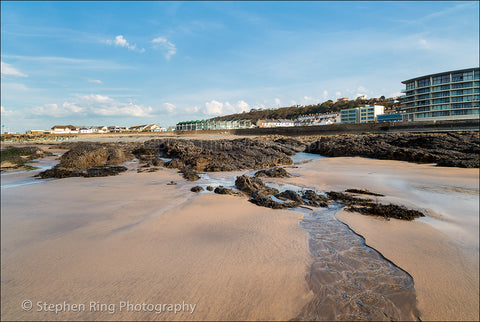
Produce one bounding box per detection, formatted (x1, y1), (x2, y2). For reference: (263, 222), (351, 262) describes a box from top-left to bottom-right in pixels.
(359, 105), (385, 123)
(51, 125), (77, 134)
(341, 105), (385, 124)
(256, 119), (295, 128)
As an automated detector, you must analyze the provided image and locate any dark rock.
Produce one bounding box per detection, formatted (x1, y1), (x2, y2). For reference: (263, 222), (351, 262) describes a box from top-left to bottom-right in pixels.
(1, 146), (51, 170)
(151, 157), (164, 167)
(164, 158), (185, 169)
(249, 192), (299, 209)
(275, 190), (303, 203)
(328, 189), (424, 220)
(254, 167), (292, 178)
(346, 203), (424, 221)
(38, 142), (133, 179)
(166, 181), (178, 185)
(235, 175), (279, 196)
(85, 165), (127, 177)
(37, 167), (84, 179)
(131, 146), (156, 161)
(345, 189), (385, 197)
(191, 186), (203, 193)
(206, 186), (214, 191)
(133, 137), (295, 172)
(180, 168), (200, 181)
(305, 132), (479, 168)
(302, 190), (330, 207)
(214, 186), (241, 196)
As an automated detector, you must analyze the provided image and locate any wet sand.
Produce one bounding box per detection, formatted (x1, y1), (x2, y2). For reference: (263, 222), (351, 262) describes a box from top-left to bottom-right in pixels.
(1, 168), (312, 320)
(280, 157), (479, 321)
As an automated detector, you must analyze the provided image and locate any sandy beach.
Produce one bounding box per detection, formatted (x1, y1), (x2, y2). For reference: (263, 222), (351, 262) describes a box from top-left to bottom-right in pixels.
(1, 168), (312, 320)
(278, 156), (479, 321)
(2, 146), (479, 321)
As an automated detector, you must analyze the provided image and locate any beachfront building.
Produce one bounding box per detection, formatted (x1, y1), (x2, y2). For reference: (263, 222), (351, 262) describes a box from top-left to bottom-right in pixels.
(176, 119), (252, 131)
(359, 105), (385, 123)
(96, 126), (108, 133)
(340, 105), (385, 124)
(256, 119), (295, 128)
(401, 68), (480, 121)
(340, 108), (360, 124)
(129, 124), (164, 132)
(51, 125), (77, 134)
(294, 113), (340, 126)
(107, 126), (129, 133)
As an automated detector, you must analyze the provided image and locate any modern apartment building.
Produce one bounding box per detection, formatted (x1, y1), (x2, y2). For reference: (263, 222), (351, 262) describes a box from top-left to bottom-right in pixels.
(401, 68), (480, 121)
(340, 105), (385, 124)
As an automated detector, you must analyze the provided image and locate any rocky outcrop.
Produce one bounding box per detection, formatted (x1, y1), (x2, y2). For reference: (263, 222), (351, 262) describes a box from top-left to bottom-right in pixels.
(180, 168), (200, 181)
(249, 192), (300, 209)
(135, 137), (296, 172)
(38, 165), (127, 178)
(302, 190), (330, 207)
(275, 190), (304, 203)
(327, 191), (424, 220)
(213, 186), (242, 196)
(38, 142), (132, 178)
(235, 175), (279, 196)
(345, 204), (424, 221)
(305, 132), (479, 168)
(254, 167), (292, 178)
(1, 146), (52, 171)
(191, 186), (204, 193)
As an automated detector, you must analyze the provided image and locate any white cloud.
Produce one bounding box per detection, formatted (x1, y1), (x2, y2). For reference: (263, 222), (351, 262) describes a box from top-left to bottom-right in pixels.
(236, 100), (250, 112)
(88, 79), (102, 84)
(1, 62), (27, 77)
(151, 37), (177, 59)
(2, 82), (30, 91)
(202, 100), (250, 116)
(163, 102), (176, 112)
(322, 90), (328, 99)
(106, 35), (140, 52)
(31, 94), (153, 117)
(1, 105), (13, 115)
(204, 100), (224, 115)
(335, 91), (342, 97)
(274, 98), (281, 106)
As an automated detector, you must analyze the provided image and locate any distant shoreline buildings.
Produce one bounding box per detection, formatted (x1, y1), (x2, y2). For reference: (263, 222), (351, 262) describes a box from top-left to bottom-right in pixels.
(11, 67), (478, 134)
(25, 124), (167, 135)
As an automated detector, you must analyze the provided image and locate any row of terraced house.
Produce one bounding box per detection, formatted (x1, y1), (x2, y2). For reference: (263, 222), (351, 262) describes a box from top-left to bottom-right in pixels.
(27, 124), (167, 134)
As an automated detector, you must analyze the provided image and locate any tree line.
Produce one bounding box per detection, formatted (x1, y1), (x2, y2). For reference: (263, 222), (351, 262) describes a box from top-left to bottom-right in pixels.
(211, 97), (399, 123)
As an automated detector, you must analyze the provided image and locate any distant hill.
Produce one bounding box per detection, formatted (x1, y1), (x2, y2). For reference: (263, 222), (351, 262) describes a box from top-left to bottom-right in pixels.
(211, 98), (400, 123)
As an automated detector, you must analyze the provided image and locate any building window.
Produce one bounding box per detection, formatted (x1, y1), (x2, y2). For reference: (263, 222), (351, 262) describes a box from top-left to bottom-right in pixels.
(452, 73), (464, 82)
(406, 82), (415, 90)
(418, 78), (430, 87)
(418, 87), (431, 93)
(463, 72), (474, 81)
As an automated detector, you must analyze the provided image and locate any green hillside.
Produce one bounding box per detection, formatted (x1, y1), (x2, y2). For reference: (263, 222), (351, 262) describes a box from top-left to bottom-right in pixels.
(211, 97), (400, 123)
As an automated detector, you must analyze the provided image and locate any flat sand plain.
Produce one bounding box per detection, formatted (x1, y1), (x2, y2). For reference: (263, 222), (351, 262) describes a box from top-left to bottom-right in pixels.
(278, 157), (479, 321)
(1, 168), (312, 320)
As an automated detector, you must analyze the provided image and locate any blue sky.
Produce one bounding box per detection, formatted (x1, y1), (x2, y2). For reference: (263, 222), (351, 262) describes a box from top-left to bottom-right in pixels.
(1, 1), (479, 132)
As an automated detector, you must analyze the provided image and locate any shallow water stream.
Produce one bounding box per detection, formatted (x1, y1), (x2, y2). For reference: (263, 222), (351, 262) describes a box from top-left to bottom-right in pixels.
(297, 205), (420, 320)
